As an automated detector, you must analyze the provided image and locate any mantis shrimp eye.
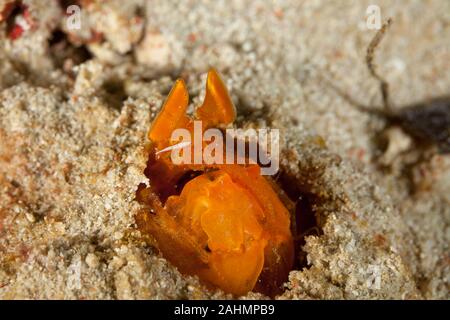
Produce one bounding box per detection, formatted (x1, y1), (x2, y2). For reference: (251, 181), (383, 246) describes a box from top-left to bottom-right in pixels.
(136, 69), (294, 296)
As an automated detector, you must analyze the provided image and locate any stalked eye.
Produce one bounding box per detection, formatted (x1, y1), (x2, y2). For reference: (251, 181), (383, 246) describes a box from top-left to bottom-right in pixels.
(136, 69), (294, 297)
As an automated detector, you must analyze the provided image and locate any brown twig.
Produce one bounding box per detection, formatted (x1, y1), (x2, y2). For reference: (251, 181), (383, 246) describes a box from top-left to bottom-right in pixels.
(366, 18), (393, 111)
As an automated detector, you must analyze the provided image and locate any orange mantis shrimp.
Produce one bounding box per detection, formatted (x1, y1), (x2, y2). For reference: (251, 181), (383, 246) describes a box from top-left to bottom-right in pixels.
(136, 69), (294, 296)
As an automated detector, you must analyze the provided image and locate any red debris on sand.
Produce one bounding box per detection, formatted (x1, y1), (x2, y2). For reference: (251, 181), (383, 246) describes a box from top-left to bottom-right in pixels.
(1, 1), (36, 41)
(9, 23), (23, 40)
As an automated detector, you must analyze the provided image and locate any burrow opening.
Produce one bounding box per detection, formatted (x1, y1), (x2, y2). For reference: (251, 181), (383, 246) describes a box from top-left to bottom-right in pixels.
(135, 137), (323, 297)
(48, 28), (93, 73)
(276, 170), (322, 271)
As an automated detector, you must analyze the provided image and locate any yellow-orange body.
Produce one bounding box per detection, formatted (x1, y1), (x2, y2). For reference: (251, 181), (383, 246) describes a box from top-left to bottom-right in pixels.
(136, 69), (294, 296)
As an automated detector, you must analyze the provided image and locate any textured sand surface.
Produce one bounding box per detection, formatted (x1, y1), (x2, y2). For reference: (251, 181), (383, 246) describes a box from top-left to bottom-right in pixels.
(0, 0), (448, 299)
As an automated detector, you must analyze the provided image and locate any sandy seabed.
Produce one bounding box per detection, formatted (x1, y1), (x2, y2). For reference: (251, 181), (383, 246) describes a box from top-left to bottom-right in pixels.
(0, 0), (448, 299)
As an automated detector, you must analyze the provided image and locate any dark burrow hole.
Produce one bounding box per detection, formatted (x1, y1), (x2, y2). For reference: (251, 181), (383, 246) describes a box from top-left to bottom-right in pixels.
(101, 79), (128, 110)
(276, 171), (322, 271)
(48, 29), (92, 72)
